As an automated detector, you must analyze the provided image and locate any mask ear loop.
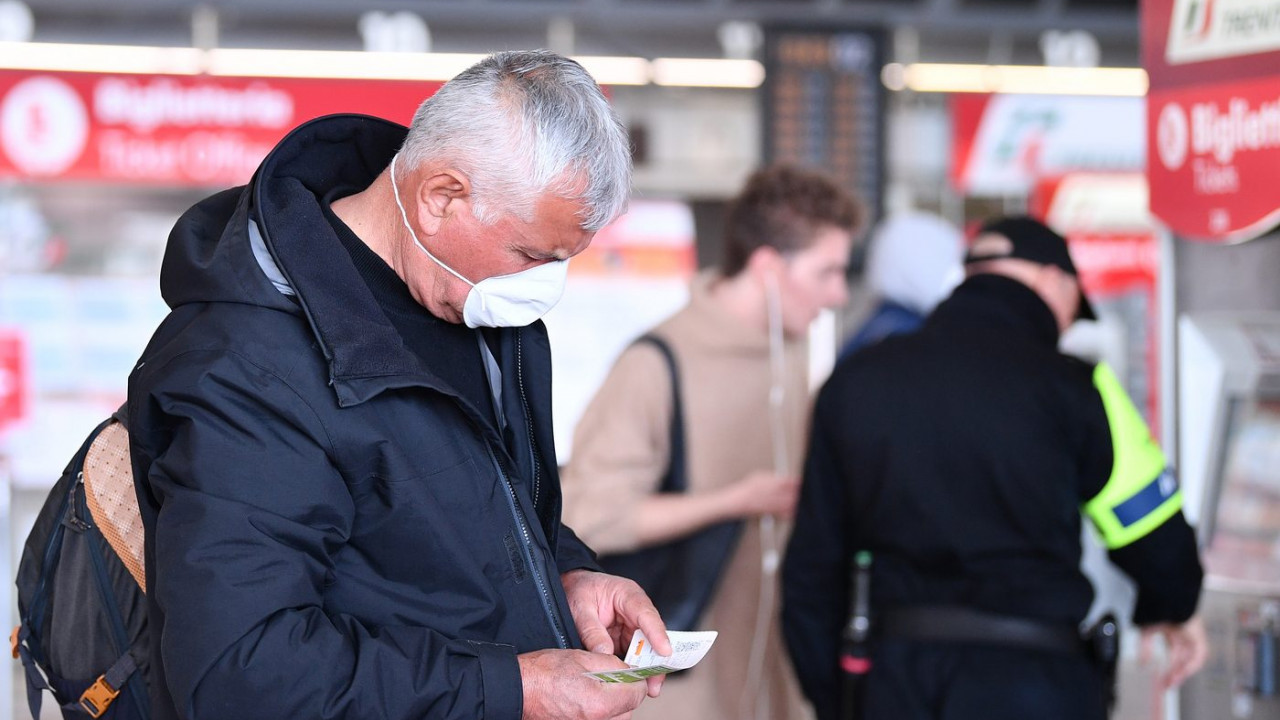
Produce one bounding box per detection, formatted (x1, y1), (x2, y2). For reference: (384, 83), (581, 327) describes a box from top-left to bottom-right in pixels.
(389, 154), (486, 314)
(741, 269), (789, 720)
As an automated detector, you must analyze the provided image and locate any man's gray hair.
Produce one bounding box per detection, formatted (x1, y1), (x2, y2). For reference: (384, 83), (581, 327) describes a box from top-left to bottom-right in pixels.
(399, 50), (631, 232)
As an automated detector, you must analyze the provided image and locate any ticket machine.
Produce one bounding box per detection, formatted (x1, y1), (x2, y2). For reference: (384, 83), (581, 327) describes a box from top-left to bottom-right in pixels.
(1179, 312), (1280, 719)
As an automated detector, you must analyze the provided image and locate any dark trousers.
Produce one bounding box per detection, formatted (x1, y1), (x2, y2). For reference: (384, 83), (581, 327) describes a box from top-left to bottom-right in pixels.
(855, 640), (1108, 720)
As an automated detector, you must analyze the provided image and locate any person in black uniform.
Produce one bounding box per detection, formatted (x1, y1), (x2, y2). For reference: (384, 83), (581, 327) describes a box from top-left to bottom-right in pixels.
(781, 216), (1207, 720)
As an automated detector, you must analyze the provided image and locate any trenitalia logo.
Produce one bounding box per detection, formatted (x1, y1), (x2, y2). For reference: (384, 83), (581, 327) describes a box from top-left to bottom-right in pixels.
(1166, 0), (1280, 63)
(1181, 0), (1215, 39)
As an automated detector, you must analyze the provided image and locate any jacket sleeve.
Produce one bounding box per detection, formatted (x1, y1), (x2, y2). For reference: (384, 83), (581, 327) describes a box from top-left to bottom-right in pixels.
(134, 353), (521, 720)
(1108, 514), (1203, 625)
(555, 523), (602, 575)
(1081, 364), (1203, 625)
(781, 385), (849, 720)
(559, 343), (673, 553)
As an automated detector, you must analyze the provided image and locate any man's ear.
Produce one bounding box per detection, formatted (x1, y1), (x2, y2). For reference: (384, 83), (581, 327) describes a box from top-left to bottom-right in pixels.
(1029, 262), (1056, 299)
(745, 245), (785, 281)
(1041, 264), (1071, 295)
(1050, 266), (1082, 312)
(415, 168), (472, 237)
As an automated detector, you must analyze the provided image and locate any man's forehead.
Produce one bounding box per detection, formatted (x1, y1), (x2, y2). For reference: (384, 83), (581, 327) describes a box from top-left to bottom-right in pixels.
(523, 192), (595, 258)
(969, 233), (1013, 257)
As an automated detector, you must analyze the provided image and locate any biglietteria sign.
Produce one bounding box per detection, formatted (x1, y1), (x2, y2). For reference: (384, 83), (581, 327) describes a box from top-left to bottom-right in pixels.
(0, 70), (441, 186)
(1144, 0), (1280, 242)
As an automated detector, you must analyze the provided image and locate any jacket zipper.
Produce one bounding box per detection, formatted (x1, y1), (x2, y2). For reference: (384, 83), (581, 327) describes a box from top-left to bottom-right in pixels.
(515, 331), (541, 509)
(484, 443), (569, 649)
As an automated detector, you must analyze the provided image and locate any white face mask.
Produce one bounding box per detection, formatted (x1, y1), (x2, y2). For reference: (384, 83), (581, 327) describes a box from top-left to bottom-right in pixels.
(390, 154), (570, 328)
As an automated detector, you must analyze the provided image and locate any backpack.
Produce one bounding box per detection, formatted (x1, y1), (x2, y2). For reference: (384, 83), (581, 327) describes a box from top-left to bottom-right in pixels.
(596, 335), (742, 632)
(12, 415), (150, 719)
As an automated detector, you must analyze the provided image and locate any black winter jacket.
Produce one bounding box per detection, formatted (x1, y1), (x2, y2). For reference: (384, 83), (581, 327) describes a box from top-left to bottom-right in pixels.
(128, 115), (597, 720)
(782, 274), (1203, 720)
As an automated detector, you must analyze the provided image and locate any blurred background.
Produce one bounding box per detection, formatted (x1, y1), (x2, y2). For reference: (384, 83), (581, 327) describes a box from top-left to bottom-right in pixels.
(1, 0), (1278, 718)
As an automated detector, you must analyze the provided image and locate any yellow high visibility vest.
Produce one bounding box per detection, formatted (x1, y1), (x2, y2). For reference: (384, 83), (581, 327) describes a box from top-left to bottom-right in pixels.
(1082, 363), (1182, 549)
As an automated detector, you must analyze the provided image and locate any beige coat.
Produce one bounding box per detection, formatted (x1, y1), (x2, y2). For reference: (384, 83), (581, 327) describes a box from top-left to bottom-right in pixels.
(562, 273), (815, 720)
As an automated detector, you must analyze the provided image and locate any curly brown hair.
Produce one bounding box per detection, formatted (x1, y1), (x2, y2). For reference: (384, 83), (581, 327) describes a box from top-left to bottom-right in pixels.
(721, 165), (863, 278)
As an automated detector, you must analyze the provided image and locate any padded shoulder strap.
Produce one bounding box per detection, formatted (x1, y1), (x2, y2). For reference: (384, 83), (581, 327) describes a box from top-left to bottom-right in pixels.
(634, 334), (688, 494)
(83, 421), (146, 592)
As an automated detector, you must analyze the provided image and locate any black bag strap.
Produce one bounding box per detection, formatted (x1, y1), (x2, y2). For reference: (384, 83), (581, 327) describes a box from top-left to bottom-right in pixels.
(634, 334), (686, 494)
(598, 334), (742, 631)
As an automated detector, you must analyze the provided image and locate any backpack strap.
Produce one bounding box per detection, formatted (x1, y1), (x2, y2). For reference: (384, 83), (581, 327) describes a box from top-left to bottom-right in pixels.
(77, 651), (139, 718)
(83, 421), (145, 591)
(14, 625), (50, 720)
(633, 334), (687, 494)
(79, 504), (149, 719)
(17, 631), (139, 720)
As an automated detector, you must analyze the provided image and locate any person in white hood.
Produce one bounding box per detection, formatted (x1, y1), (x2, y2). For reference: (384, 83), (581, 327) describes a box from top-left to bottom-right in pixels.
(841, 211), (964, 356)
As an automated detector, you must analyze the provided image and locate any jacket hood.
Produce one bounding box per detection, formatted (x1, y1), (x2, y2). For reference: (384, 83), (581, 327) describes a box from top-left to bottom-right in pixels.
(930, 273), (1060, 348)
(158, 114), (448, 403)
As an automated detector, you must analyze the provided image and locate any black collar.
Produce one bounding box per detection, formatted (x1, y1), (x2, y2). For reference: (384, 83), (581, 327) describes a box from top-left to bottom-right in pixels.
(930, 274), (1061, 348)
(250, 115), (439, 407)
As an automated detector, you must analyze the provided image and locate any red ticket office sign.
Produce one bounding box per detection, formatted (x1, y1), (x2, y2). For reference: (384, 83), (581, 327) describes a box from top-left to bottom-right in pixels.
(1148, 77), (1280, 242)
(0, 70), (443, 187)
(1143, 0), (1280, 243)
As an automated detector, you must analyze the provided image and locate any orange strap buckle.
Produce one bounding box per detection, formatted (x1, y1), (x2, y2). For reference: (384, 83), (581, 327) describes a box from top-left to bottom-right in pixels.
(9, 625), (18, 660)
(79, 675), (121, 719)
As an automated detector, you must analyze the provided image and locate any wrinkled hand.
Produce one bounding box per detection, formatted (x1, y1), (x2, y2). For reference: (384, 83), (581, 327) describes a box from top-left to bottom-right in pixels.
(1140, 614), (1209, 689)
(727, 470), (800, 520)
(519, 648), (646, 720)
(562, 569), (671, 699)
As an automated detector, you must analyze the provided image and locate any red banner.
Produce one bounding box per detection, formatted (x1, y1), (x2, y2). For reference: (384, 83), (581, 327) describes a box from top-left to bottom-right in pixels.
(1143, 0), (1280, 242)
(0, 329), (27, 432)
(0, 70), (442, 187)
(1069, 232), (1160, 297)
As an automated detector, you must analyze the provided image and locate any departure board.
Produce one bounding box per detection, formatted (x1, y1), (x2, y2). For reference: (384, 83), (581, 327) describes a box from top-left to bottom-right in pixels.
(763, 26), (886, 225)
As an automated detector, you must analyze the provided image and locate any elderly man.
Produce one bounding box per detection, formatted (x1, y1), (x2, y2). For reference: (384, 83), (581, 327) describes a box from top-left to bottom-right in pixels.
(129, 50), (668, 720)
(783, 216), (1206, 720)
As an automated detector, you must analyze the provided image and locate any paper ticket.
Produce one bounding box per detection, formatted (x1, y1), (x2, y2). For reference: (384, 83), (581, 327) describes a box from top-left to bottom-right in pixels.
(586, 630), (718, 683)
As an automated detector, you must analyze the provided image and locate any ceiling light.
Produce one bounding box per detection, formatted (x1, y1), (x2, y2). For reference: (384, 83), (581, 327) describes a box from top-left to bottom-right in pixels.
(205, 48), (486, 81)
(574, 56), (651, 86)
(651, 58), (764, 88)
(0, 40), (203, 75)
(0, 42), (768, 90)
(887, 62), (1149, 97)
